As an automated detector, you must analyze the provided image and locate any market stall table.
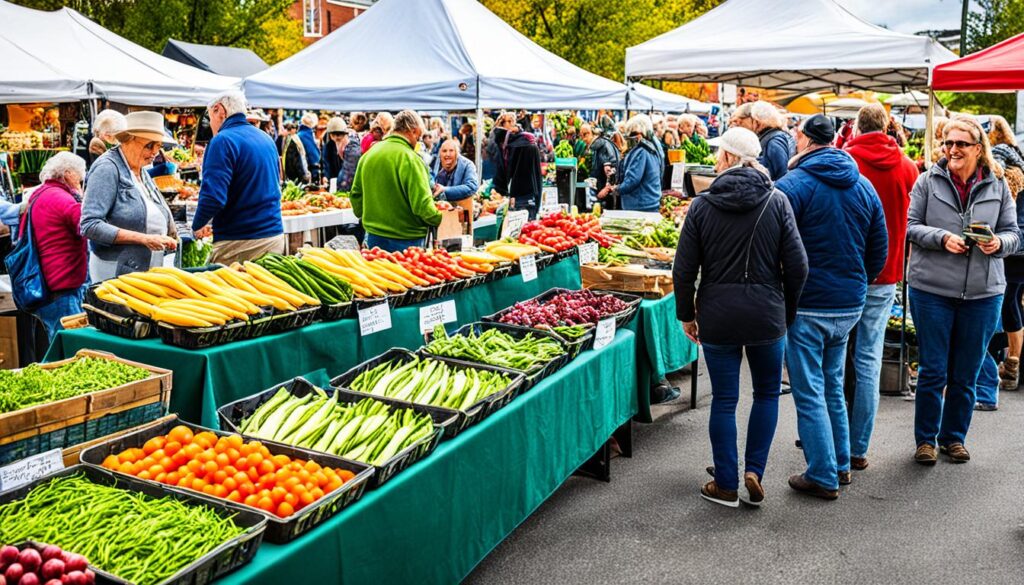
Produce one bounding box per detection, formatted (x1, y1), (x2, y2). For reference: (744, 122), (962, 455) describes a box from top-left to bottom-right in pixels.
(215, 329), (638, 585)
(281, 208), (358, 234)
(45, 257), (583, 427)
(625, 293), (699, 422)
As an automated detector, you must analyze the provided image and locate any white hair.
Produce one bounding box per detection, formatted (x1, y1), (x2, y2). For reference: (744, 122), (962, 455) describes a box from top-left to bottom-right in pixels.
(678, 114), (699, 127)
(301, 112), (318, 128)
(208, 90), (247, 118)
(749, 101), (785, 130)
(623, 114), (654, 138)
(93, 109), (126, 137)
(39, 151), (86, 182)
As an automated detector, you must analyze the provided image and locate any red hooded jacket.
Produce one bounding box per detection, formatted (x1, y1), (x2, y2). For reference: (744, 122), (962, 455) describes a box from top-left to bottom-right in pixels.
(844, 132), (919, 285)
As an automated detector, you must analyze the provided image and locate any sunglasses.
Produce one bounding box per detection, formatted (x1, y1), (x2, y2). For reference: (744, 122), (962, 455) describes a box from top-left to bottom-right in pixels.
(943, 140), (979, 149)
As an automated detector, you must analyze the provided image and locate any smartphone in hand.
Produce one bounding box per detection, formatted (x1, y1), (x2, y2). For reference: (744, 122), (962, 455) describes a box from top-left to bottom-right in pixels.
(963, 222), (995, 243)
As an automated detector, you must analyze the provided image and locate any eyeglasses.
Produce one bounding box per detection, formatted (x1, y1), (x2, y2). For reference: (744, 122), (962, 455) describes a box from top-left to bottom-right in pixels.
(943, 140), (979, 149)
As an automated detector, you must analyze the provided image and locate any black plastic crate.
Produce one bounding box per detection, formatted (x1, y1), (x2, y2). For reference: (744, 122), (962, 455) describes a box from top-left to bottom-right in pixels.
(353, 292), (406, 311)
(217, 377), (454, 489)
(155, 320), (242, 350)
(535, 252), (555, 271)
(84, 303), (155, 339)
(422, 322), (569, 393)
(0, 465), (266, 585)
(330, 348), (524, 438)
(79, 416), (374, 544)
(482, 263), (511, 284)
(317, 300), (355, 321)
(548, 323), (596, 359)
(406, 281), (449, 305)
(483, 287), (642, 331)
(11, 540), (128, 585)
(552, 246), (579, 262)
(236, 308), (277, 340)
(266, 304), (321, 334)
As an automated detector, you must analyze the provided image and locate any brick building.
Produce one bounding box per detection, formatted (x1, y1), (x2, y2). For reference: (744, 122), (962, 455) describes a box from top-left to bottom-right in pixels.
(290, 0), (377, 43)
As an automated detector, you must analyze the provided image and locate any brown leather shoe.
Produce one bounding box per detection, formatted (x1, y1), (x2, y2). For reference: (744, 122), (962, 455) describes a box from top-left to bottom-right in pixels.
(850, 456), (869, 470)
(838, 471), (852, 485)
(741, 472), (765, 507)
(999, 357), (1019, 390)
(788, 474), (839, 500)
(701, 480), (739, 508)
(915, 443), (937, 466)
(940, 443), (971, 463)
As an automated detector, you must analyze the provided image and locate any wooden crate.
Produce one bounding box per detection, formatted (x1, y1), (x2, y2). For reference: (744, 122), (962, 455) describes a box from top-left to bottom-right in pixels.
(0, 349), (172, 451)
(0, 316), (17, 371)
(61, 414), (177, 467)
(581, 264), (674, 298)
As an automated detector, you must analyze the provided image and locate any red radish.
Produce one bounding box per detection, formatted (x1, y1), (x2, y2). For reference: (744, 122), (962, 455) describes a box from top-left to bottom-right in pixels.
(4, 564), (22, 583)
(39, 548), (61, 563)
(17, 574), (39, 585)
(16, 550), (40, 573)
(62, 573), (85, 585)
(81, 571), (94, 585)
(0, 549), (16, 566)
(44, 581), (61, 585)
(40, 559), (64, 580)
(61, 556), (85, 574)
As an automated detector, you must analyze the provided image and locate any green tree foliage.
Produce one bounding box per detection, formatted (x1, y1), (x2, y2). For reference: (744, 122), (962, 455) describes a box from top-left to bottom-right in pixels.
(9, 0), (304, 64)
(940, 0), (1024, 124)
(480, 0), (723, 81)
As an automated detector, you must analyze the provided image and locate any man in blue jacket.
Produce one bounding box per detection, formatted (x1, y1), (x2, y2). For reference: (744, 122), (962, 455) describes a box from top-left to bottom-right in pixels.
(298, 113), (322, 184)
(775, 115), (888, 501)
(192, 90), (284, 265)
(432, 139), (479, 203)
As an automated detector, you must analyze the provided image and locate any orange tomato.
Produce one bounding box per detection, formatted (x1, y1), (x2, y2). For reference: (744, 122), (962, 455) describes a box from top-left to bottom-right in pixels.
(186, 460), (203, 475)
(248, 451), (264, 467)
(198, 449), (216, 463)
(258, 459), (275, 475)
(298, 489), (315, 507)
(193, 432), (216, 449)
(138, 470), (152, 480)
(312, 471), (328, 488)
(284, 476), (301, 490)
(171, 450), (190, 467)
(222, 477), (238, 492)
(227, 434), (244, 450)
(233, 471), (249, 486)
(166, 472), (180, 485)
(150, 449), (166, 462)
(167, 425), (194, 444)
(304, 460), (320, 473)
(178, 475), (192, 488)
(215, 453), (230, 468)
(234, 457), (248, 471)
(256, 497), (275, 512)
(227, 490), (242, 503)
(118, 462), (136, 475)
(270, 487), (287, 505)
(213, 484), (228, 498)
(244, 494), (259, 507)
(276, 502), (295, 517)
(142, 437), (165, 455)
(284, 492), (298, 507)
(202, 484), (217, 496)
(192, 478), (208, 491)
(163, 441), (182, 457)
(272, 454), (291, 468)
(247, 467), (261, 482)
(155, 472), (168, 484)
(148, 464), (164, 477)
(326, 479), (343, 492)
(182, 443), (203, 459)
(213, 470), (228, 484)
(158, 456), (175, 471)
(239, 482), (256, 498)
(214, 438), (229, 454)
(139, 457), (156, 470)
(203, 460), (218, 475)
(310, 487), (325, 500)
(102, 455), (120, 469)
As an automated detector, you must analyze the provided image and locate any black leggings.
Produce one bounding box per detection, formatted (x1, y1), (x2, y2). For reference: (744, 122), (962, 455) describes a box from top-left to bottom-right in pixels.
(1001, 282), (1024, 332)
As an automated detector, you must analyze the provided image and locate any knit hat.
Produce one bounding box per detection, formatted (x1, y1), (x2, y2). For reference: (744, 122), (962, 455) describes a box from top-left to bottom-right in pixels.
(709, 127), (761, 160)
(326, 117), (347, 134)
(799, 114), (835, 145)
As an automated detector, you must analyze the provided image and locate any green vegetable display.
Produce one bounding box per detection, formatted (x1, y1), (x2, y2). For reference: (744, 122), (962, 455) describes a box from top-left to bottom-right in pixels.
(350, 354), (510, 410)
(0, 473), (245, 585)
(680, 134), (716, 166)
(254, 253), (354, 304)
(281, 180), (306, 202)
(602, 218), (680, 249)
(425, 326), (565, 372)
(598, 246), (631, 266)
(181, 239), (212, 268)
(240, 388), (435, 466)
(552, 325), (589, 339)
(0, 357), (150, 414)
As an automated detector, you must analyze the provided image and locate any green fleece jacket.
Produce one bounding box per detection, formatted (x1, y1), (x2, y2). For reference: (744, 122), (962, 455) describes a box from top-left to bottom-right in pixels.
(351, 135), (442, 239)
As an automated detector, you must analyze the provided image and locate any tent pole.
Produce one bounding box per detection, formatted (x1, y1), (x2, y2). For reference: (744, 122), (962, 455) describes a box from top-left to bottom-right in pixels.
(474, 76), (483, 178)
(924, 88), (935, 169)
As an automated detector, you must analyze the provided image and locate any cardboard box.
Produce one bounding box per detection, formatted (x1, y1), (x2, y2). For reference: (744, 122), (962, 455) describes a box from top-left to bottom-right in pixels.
(582, 264), (674, 298)
(437, 208), (469, 241)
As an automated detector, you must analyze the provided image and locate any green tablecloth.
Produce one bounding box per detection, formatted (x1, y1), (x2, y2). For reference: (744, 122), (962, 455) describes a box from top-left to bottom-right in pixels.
(45, 258), (583, 427)
(625, 293), (699, 422)
(217, 330), (638, 584)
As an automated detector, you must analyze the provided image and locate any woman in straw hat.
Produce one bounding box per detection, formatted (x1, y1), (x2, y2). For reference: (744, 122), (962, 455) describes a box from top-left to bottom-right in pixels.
(81, 111), (177, 281)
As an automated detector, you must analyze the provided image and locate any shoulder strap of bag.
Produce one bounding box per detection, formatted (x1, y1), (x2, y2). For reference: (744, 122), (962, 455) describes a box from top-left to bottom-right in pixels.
(743, 191), (775, 282)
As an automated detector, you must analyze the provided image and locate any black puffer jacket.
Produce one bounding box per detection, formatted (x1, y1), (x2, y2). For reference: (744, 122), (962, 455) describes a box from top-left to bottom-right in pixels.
(673, 166), (808, 345)
(588, 135), (620, 191)
(492, 128), (542, 209)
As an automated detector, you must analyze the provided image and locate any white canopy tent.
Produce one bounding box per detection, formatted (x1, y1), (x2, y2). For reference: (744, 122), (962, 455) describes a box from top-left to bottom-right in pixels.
(244, 0), (626, 112)
(628, 84), (712, 114)
(625, 0), (956, 94)
(0, 1), (238, 106)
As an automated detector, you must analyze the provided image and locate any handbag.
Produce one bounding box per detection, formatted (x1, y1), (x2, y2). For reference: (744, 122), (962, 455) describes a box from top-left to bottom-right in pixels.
(5, 195), (50, 311)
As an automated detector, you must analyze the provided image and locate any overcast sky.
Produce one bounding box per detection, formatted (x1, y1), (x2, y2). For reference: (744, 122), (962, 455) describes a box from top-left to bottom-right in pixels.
(835, 0), (968, 33)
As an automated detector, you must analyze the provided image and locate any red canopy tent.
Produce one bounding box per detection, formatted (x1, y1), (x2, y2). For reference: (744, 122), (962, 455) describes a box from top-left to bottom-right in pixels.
(932, 32), (1024, 91)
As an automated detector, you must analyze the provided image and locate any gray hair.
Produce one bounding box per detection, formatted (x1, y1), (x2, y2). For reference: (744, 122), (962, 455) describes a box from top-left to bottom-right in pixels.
(393, 110), (425, 135)
(750, 101), (785, 130)
(623, 114), (653, 138)
(93, 109), (126, 137)
(374, 112), (394, 133)
(300, 112), (318, 128)
(208, 90), (247, 118)
(39, 151), (86, 182)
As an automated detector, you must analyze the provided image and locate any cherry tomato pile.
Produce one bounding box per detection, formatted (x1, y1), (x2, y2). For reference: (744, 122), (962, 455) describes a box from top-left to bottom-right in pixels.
(363, 247), (487, 283)
(518, 212), (621, 252)
(100, 425), (355, 518)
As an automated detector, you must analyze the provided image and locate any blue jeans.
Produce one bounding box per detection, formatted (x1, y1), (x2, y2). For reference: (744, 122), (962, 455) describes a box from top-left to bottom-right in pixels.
(32, 285), (87, 343)
(909, 287), (1002, 447)
(976, 352), (1000, 407)
(849, 284), (896, 458)
(702, 338), (786, 491)
(787, 309), (862, 490)
(364, 233), (425, 253)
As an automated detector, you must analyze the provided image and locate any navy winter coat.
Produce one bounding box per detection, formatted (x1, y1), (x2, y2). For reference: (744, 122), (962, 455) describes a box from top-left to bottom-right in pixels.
(758, 128), (795, 181)
(775, 147), (888, 312)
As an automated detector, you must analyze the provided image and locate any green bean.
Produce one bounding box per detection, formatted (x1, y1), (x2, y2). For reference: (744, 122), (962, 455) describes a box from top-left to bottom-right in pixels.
(0, 357), (150, 414)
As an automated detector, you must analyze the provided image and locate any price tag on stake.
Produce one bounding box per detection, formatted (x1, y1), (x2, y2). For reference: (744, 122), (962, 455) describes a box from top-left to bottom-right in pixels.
(419, 299), (458, 333)
(593, 317), (616, 350)
(542, 186), (559, 208)
(520, 254), (538, 282)
(501, 210), (529, 239)
(578, 242), (598, 266)
(0, 448), (63, 492)
(358, 302), (392, 336)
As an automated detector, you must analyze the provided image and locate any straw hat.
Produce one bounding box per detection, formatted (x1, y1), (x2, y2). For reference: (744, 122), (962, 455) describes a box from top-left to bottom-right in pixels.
(116, 111), (167, 143)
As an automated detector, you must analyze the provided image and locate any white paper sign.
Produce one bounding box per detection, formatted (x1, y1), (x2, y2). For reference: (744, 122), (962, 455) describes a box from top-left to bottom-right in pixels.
(460, 235), (473, 250)
(520, 254), (538, 282)
(501, 210), (530, 239)
(539, 203), (566, 218)
(358, 302), (392, 336)
(419, 299), (458, 333)
(670, 163), (686, 191)
(578, 242), (599, 266)
(326, 235), (361, 251)
(542, 186), (559, 208)
(329, 178), (338, 193)
(593, 317), (616, 350)
(0, 448), (63, 492)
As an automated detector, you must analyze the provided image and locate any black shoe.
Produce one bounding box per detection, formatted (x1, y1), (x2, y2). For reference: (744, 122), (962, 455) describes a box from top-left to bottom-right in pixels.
(838, 471), (851, 485)
(651, 383), (681, 405)
(706, 465), (715, 477)
(795, 439), (803, 449)
(974, 402), (998, 411)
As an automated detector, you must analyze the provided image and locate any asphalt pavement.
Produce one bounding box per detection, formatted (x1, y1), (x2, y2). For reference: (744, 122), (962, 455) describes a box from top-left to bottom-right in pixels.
(465, 358), (1024, 585)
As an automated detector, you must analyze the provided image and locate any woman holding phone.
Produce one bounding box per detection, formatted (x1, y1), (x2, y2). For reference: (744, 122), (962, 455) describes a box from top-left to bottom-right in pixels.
(906, 114), (1021, 465)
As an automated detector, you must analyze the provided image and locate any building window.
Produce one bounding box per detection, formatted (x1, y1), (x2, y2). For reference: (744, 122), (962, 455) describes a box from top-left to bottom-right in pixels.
(303, 0), (322, 37)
